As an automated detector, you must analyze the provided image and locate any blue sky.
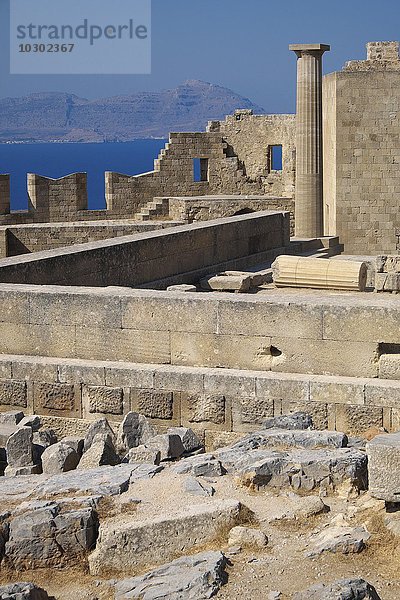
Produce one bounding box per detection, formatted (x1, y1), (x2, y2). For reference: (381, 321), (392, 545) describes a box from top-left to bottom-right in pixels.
(1, 0), (400, 113)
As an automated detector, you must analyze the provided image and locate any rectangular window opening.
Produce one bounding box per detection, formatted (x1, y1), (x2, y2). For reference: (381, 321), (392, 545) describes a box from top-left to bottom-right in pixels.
(193, 158), (209, 182)
(269, 145), (283, 171)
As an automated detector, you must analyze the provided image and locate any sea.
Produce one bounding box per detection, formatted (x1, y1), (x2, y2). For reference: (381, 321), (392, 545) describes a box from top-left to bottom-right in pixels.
(0, 140), (168, 211)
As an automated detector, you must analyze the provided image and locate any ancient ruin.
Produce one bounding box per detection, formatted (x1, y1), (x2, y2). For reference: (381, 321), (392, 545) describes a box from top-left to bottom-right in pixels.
(0, 41), (400, 599)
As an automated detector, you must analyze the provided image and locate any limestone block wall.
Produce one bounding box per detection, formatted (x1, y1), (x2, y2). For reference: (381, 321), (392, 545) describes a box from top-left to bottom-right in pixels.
(0, 220), (181, 258)
(167, 195), (295, 235)
(0, 350), (398, 440)
(0, 174), (10, 215)
(213, 112), (296, 198)
(0, 285), (397, 379)
(0, 211), (289, 286)
(323, 45), (400, 254)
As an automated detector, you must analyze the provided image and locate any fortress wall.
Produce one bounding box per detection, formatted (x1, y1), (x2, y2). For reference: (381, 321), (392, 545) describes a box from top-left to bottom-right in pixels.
(0, 220), (181, 258)
(167, 195), (295, 234)
(215, 112), (296, 198)
(323, 68), (400, 254)
(0, 211), (289, 286)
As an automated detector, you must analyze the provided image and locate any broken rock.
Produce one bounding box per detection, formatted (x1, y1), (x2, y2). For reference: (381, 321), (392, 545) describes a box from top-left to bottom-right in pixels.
(263, 412), (313, 431)
(167, 427), (203, 453)
(146, 433), (185, 461)
(41, 442), (80, 475)
(183, 476), (215, 497)
(228, 526), (268, 549)
(83, 418), (115, 452)
(0, 582), (52, 599)
(117, 412), (156, 453)
(78, 437), (120, 469)
(113, 551), (227, 600)
(125, 445), (161, 465)
(367, 432), (400, 502)
(293, 578), (381, 600)
(5, 426), (34, 468)
(306, 515), (370, 557)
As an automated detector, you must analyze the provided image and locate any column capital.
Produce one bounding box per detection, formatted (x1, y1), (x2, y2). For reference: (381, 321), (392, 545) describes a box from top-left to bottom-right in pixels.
(289, 43), (330, 57)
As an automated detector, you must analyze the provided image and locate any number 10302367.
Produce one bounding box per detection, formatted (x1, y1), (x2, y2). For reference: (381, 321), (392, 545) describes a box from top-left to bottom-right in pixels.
(18, 43), (75, 53)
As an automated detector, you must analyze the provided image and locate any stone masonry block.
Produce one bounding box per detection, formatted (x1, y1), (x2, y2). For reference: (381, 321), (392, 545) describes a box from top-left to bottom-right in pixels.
(367, 433), (400, 502)
(217, 299), (323, 339)
(232, 396), (274, 431)
(256, 374), (309, 403)
(154, 366), (204, 394)
(309, 376), (366, 405)
(171, 332), (273, 371)
(105, 363), (155, 388)
(323, 305), (400, 343)
(83, 385), (124, 416)
(335, 404), (383, 435)
(271, 337), (379, 378)
(379, 355), (400, 380)
(33, 382), (80, 417)
(121, 295), (218, 333)
(0, 290), (29, 324)
(0, 380), (27, 407)
(58, 364), (106, 386)
(11, 357), (58, 383)
(182, 393), (226, 425)
(204, 371), (255, 398)
(132, 389), (174, 420)
(365, 380), (400, 407)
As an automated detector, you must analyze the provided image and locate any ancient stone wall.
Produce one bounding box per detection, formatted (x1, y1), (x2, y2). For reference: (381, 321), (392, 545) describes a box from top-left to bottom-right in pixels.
(213, 111), (296, 198)
(0, 284), (395, 378)
(323, 42), (400, 254)
(0, 211), (289, 286)
(0, 220), (181, 258)
(167, 195), (295, 235)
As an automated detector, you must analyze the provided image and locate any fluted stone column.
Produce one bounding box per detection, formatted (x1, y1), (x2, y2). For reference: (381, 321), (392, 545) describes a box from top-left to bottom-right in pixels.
(289, 44), (330, 238)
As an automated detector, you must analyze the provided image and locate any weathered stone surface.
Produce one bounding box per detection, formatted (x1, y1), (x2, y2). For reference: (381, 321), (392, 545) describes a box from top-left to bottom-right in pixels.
(200, 273), (252, 293)
(18, 415), (41, 432)
(146, 434), (185, 461)
(167, 283), (197, 292)
(228, 526), (268, 549)
(83, 418), (115, 452)
(0, 411), (24, 426)
(293, 579), (381, 600)
(367, 432), (400, 501)
(6, 426), (34, 468)
(61, 436), (84, 456)
(33, 428), (57, 449)
(0, 582), (52, 599)
(173, 453), (225, 477)
(5, 464), (41, 477)
(269, 494), (328, 522)
(186, 393), (226, 424)
(84, 385), (123, 415)
(231, 429), (347, 452)
(34, 464), (159, 498)
(89, 500), (248, 576)
(136, 389), (174, 420)
(34, 382), (76, 412)
(4, 503), (98, 569)
(263, 412), (313, 430)
(113, 551), (227, 600)
(0, 380), (27, 407)
(41, 442), (80, 475)
(0, 424), (18, 446)
(78, 437), (120, 469)
(125, 445), (161, 465)
(216, 446), (367, 492)
(117, 412), (156, 452)
(183, 477), (215, 497)
(306, 515), (370, 557)
(167, 427), (203, 452)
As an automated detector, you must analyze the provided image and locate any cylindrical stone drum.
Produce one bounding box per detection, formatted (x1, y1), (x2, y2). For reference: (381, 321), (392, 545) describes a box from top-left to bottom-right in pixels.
(272, 256), (368, 291)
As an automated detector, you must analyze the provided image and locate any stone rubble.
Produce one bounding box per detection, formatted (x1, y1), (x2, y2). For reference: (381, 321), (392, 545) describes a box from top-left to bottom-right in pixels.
(293, 578), (381, 599)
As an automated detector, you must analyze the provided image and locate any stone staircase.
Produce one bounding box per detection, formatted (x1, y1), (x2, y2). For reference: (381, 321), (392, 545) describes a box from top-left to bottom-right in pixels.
(133, 197), (170, 221)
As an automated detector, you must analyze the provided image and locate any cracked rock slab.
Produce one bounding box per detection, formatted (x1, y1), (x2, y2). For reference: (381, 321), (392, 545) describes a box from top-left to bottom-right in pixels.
(112, 551), (227, 600)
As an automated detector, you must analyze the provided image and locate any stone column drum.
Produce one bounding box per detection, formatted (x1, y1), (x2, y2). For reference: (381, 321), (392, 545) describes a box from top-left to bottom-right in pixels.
(289, 44), (330, 238)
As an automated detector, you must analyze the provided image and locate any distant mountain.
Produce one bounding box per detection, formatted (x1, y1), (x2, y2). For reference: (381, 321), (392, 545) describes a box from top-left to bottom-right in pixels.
(0, 80), (264, 143)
